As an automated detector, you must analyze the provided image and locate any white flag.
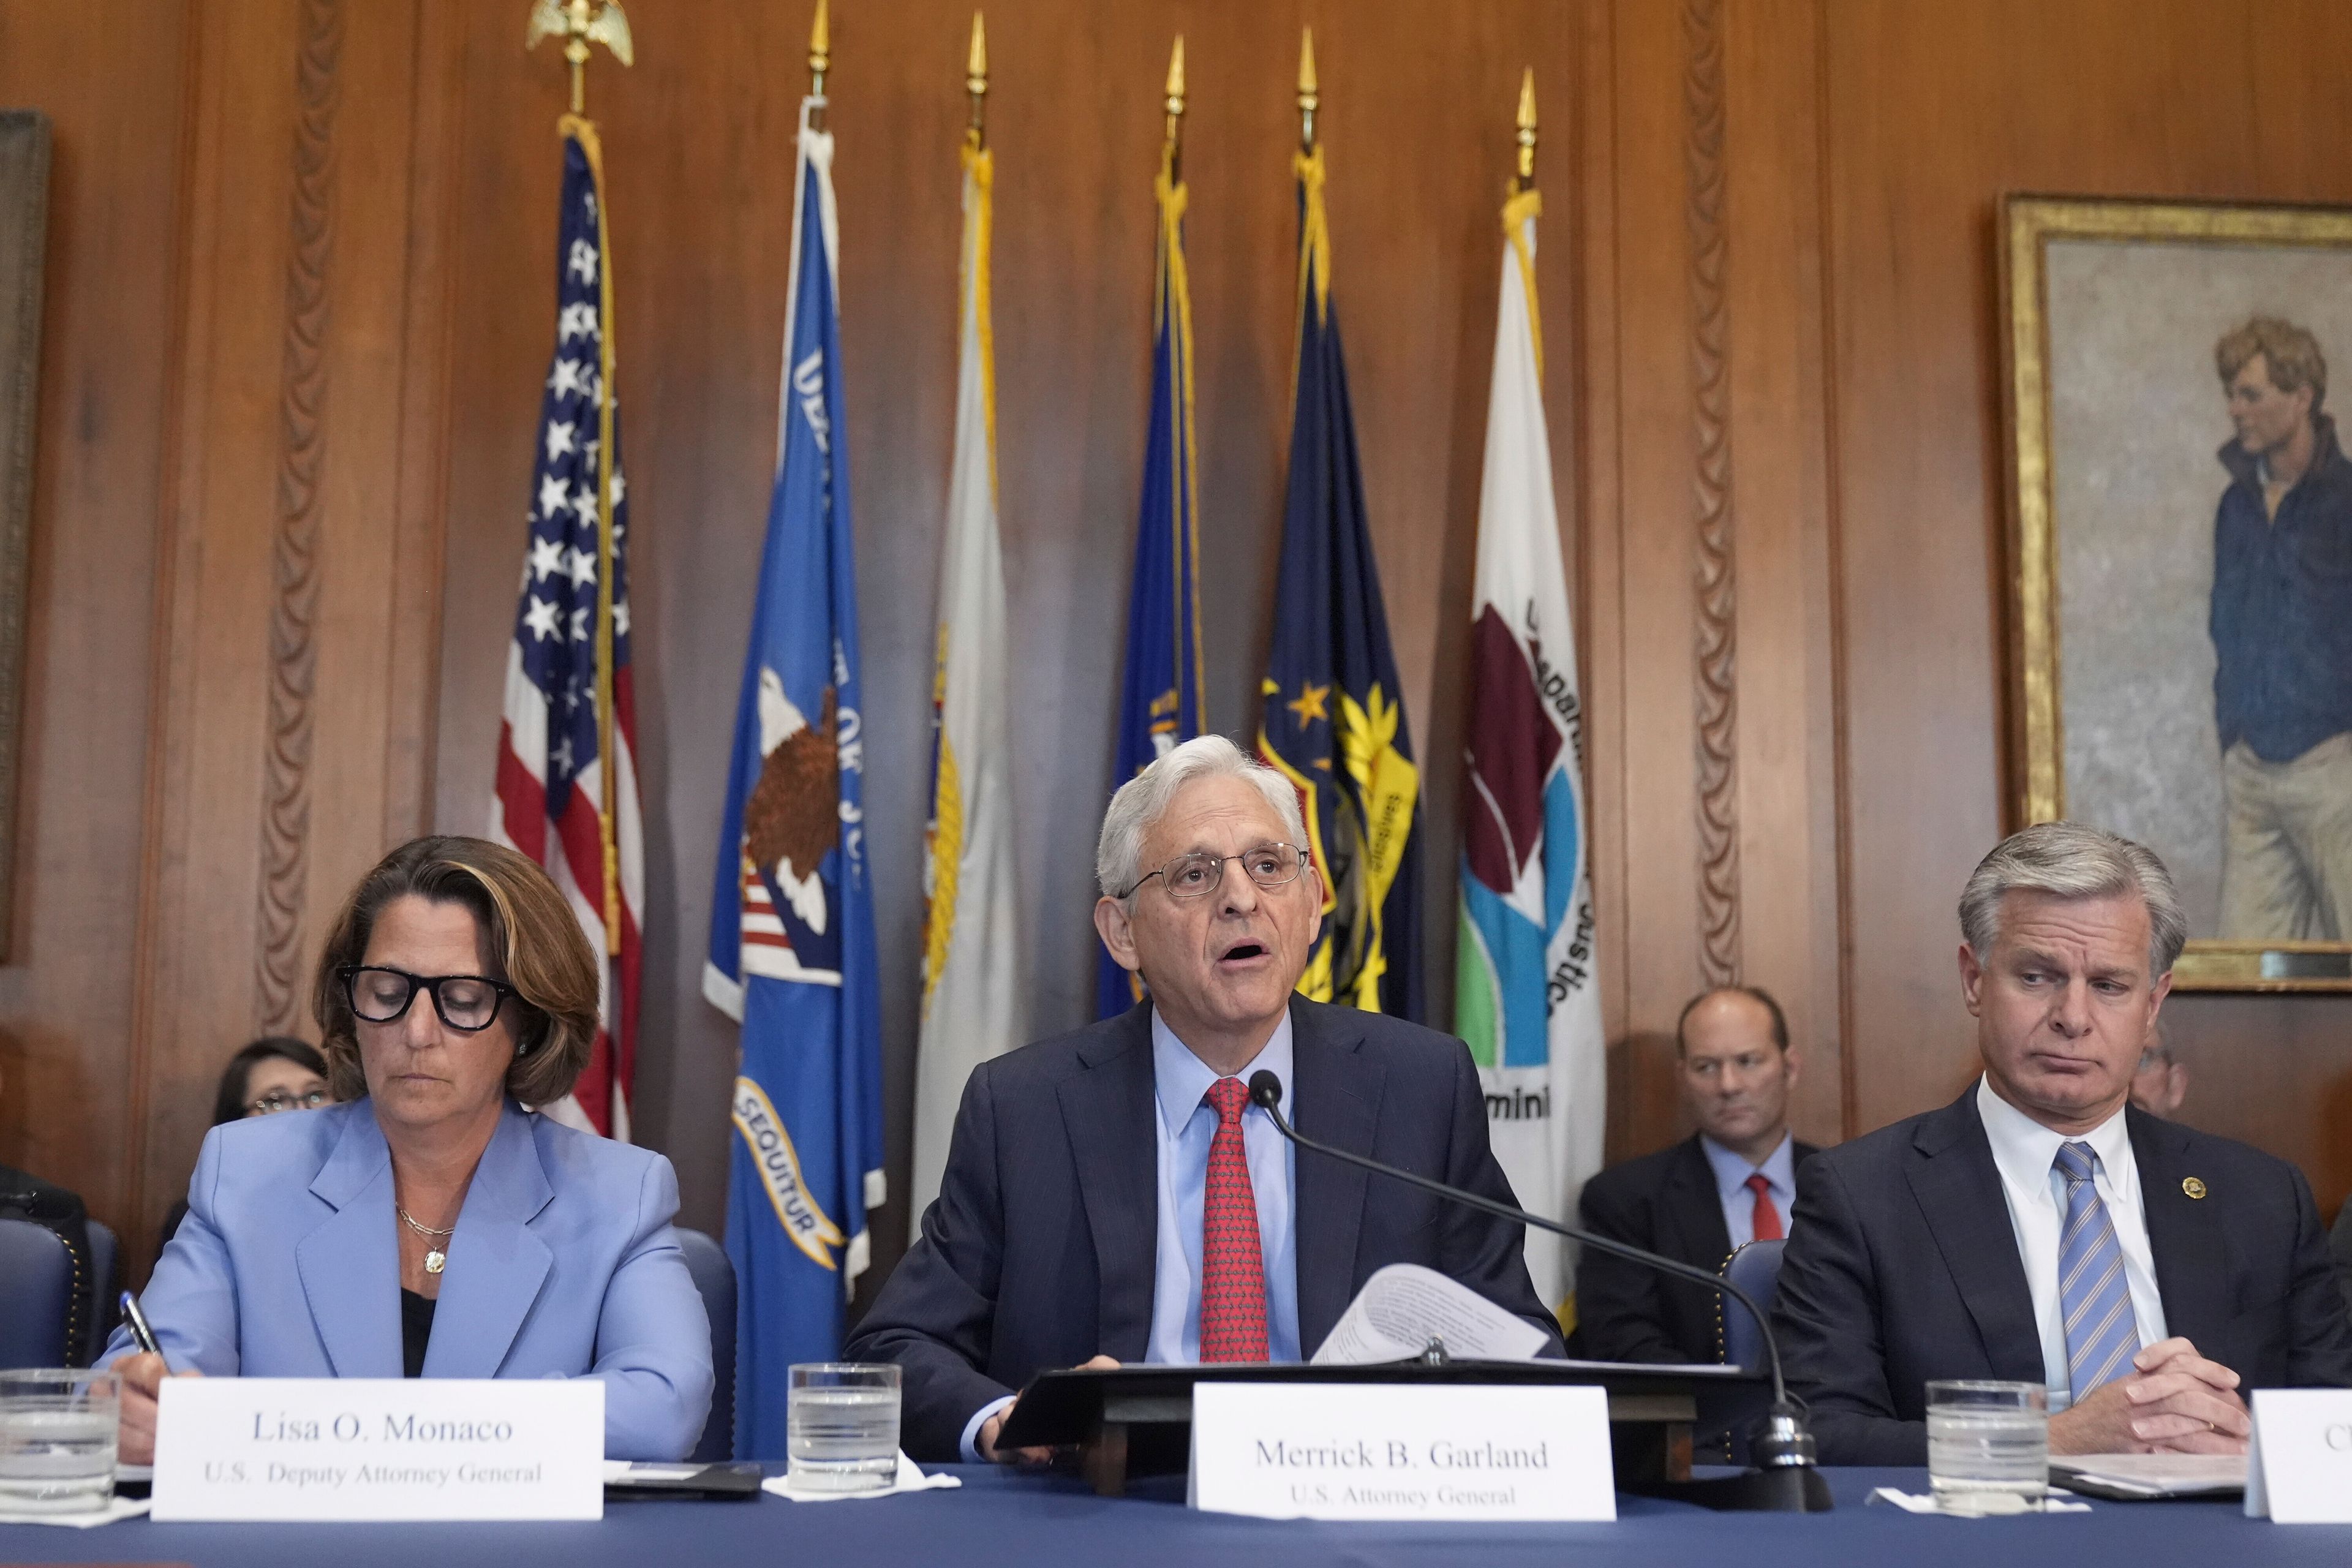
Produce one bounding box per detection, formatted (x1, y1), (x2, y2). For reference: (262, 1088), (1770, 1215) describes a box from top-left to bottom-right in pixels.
(1454, 189), (1606, 1314)
(910, 143), (1025, 1233)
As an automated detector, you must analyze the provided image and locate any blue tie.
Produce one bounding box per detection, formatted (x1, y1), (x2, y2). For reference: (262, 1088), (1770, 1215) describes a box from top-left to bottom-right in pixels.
(2054, 1141), (2141, 1400)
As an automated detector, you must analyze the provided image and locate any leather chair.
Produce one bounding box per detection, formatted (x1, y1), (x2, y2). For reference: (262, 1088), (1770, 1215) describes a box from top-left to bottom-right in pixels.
(83, 1219), (119, 1366)
(1715, 1237), (1787, 1372)
(674, 1227), (737, 1463)
(0, 1217), (75, 1368)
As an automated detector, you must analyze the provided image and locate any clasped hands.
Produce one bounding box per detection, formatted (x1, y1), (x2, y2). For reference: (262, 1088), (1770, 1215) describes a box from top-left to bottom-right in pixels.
(2046, 1337), (2249, 1455)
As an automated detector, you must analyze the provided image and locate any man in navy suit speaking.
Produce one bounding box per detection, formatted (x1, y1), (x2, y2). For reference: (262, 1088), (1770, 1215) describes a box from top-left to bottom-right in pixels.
(848, 736), (1558, 1462)
(1774, 822), (2352, 1465)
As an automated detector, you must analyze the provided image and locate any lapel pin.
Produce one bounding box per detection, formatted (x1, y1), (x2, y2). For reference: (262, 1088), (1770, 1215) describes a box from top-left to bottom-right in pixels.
(2182, 1177), (2207, 1200)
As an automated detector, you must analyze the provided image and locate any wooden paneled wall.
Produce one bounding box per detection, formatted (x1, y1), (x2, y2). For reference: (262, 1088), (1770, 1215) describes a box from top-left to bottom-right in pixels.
(2, 0), (2347, 1291)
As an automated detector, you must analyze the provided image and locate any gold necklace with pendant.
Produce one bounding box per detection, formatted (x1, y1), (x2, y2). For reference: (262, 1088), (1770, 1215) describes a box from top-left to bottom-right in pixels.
(398, 1206), (457, 1275)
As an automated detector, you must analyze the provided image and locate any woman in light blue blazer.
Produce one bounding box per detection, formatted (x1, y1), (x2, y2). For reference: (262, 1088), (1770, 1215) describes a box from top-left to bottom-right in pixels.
(110, 836), (713, 1462)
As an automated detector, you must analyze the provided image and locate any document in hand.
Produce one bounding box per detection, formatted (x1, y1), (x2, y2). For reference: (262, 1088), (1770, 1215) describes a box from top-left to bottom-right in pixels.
(1310, 1264), (1552, 1365)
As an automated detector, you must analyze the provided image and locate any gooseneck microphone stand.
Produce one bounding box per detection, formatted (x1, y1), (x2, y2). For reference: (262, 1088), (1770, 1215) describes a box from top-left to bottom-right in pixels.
(1246, 1070), (1833, 1512)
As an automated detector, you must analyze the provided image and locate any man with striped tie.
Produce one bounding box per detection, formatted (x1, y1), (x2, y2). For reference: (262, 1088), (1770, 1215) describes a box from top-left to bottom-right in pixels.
(1774, 823), (2352, 1466)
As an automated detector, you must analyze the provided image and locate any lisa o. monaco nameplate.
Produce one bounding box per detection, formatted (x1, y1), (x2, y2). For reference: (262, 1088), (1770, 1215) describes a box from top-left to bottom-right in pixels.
(1189, 1382), (1615, 1522)
(2245, 1387), (2352, 1523)
(153, 1378), (605, 1521)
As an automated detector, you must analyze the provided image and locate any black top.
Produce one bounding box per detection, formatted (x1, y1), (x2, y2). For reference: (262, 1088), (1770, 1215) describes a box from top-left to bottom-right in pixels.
(400, 1288), (436, 1378)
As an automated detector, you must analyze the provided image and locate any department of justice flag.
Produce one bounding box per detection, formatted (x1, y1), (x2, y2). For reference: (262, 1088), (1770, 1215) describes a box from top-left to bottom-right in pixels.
(706, 99), (885, 1461)
(1256, 145), (1425, 1022)
(1455, 188), (1604, 1316)
(492, 116), (643, 1142)
(1097, 140), (1207, 1019)
(910, 137), (1023, 1232)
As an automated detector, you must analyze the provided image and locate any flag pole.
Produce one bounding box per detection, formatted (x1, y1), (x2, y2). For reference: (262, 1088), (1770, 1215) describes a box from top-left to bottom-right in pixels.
(1296, 26), (1317, 153)
(965, 11), (987, 150)
(1162, 35), (1185, 183)
(1504, 69), (1544, 380)
(527, 0), (635, 953)
(808, 0), (831, 132)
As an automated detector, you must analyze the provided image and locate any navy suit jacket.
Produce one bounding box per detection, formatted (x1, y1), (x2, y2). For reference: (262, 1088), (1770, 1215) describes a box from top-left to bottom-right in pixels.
(1774, 1088), (2352, 1465)
(845, 998), (1562, 1460)
(1575, 1133), (1818, 1365)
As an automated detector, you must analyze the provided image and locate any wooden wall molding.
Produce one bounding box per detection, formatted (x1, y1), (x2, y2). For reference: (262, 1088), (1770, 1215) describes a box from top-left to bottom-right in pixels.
(255, 0), (344, 1035)
(1684, 0), (1740, 987)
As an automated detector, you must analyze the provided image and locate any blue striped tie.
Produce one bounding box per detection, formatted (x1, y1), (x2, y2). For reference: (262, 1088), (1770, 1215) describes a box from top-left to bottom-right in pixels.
(2054, 1141), (2141, 1400)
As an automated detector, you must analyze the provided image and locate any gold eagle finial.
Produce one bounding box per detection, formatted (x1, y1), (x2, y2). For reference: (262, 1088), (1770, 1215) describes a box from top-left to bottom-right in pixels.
(526, 0), (633, 115)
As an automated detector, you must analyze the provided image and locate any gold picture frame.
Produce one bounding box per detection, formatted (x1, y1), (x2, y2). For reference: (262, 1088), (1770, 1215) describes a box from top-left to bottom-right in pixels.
(2000, 194), (2352, 990)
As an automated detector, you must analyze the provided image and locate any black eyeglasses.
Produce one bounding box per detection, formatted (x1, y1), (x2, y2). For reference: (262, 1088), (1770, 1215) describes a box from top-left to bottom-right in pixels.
(340, 966), (519, 1033)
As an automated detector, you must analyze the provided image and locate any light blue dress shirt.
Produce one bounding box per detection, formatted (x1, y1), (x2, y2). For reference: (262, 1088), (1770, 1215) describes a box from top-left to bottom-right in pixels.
(1699, 1129), (1796, 1251)
(957, 1009), (1302, 1461)
(1144, 1007), (1301, 1364)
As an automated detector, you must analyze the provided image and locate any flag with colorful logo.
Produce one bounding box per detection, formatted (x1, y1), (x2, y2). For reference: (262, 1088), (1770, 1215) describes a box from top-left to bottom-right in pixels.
(1455, 184), (1604, 1316)
(705, 98), (884, 1460)
(1097, 128), (1206, 1019)
(1256, 143), (1424, 1022)
(492, 115), (642, 1141)
(911, 129), (1023, 1232)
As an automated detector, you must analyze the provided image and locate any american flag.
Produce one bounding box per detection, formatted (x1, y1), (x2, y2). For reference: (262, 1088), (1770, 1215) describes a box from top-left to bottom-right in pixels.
(493, 122), (642, 1141)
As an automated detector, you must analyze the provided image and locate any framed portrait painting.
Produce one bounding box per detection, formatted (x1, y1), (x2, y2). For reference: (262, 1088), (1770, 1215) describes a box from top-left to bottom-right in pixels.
(2001, 195), (2352, 990)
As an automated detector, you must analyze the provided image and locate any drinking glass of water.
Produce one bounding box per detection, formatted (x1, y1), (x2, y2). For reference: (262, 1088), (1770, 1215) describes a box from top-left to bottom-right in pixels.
(0, 1368), (121, 1515)
(788, 1362), (901, 1491)
(1926, 1379), (2048, 1513)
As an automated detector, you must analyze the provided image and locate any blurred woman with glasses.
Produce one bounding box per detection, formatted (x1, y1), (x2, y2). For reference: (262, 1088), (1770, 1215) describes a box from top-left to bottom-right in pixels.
(156, 1038), (335, 1253)
(106, 836), (712, 1461)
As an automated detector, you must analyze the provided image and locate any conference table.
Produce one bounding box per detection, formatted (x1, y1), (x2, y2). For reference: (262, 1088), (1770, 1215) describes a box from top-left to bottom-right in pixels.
(3, 1465), (2345, 1566)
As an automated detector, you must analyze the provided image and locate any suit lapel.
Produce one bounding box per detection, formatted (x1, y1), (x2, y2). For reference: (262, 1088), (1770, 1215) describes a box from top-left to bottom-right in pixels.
(1057, 1006), (1159, 1362)
(1664, 1137), (1733, 1269)
(1291, 999), (1380, 1355)
(1903, 1092), (2042, 1381)
(423, 1104), (554, 1378)
(2129, 1109), (2232, 1345)
(295, 1107), (403, 1378)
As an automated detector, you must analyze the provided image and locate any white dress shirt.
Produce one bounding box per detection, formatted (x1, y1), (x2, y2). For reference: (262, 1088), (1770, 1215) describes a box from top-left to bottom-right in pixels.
(1973, 1076), (2168, 1409)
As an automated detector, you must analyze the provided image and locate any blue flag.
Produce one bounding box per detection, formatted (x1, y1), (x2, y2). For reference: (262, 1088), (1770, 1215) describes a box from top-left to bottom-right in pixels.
(705, 105), (884, 1462)
(1256, 146), (1425, 1022)
(1098, 156), (1206, 1018)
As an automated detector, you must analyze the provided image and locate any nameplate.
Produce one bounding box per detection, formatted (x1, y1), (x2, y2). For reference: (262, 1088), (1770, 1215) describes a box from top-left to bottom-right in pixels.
(1188, 1382), (1615, 1521)
(152, 1378), (604, 1521)
(2245, 1388), (2352, 1523)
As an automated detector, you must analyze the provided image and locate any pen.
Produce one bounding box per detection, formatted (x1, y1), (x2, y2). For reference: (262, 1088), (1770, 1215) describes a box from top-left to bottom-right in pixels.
(120, 1289), (162, 1357)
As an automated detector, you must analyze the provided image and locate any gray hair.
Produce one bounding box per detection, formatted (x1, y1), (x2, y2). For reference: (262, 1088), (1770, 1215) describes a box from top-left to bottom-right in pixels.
(1095, 734), (1308, 901)
(1958, 821), (2188, 977)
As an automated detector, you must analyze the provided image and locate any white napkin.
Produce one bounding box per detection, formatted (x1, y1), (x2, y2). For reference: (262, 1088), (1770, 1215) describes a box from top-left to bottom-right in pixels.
(1867, 1487), (2090, 1516)
(762, 1452), (961, 1503)
(0, 1496), (153, 1528)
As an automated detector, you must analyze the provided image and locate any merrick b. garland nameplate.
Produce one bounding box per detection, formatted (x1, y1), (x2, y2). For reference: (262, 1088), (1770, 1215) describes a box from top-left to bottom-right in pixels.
(153, 1378), (605, 1521)
(1188, 1382), (1615, 1522)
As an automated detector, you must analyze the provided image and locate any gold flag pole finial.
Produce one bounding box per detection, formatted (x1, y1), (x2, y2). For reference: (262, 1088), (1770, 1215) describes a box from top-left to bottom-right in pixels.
(1163, 35), (1186, 179)
(965, 12), (988, 149)
(1296, 26), (1318, 152)
(1514, 67), (1537, 192)
(809, 0), (831, 130)
(525, 0), (633, 116)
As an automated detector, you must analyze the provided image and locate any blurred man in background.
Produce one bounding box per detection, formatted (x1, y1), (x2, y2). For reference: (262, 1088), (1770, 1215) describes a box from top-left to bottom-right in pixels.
(1575, 986), (1815, 1363)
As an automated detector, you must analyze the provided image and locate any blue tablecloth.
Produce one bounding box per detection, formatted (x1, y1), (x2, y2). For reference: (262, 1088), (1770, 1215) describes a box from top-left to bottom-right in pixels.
(2, 1466), (2346, 1566)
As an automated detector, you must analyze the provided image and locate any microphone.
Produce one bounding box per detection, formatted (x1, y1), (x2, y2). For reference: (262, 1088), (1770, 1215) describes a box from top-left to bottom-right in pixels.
(1246, 1068), (1825, 1500)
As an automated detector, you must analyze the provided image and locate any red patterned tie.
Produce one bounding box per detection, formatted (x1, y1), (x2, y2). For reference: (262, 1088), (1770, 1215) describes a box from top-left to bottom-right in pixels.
(1745, 1172), (1784, 1242)
(1199, 1077), (1270, 1362)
